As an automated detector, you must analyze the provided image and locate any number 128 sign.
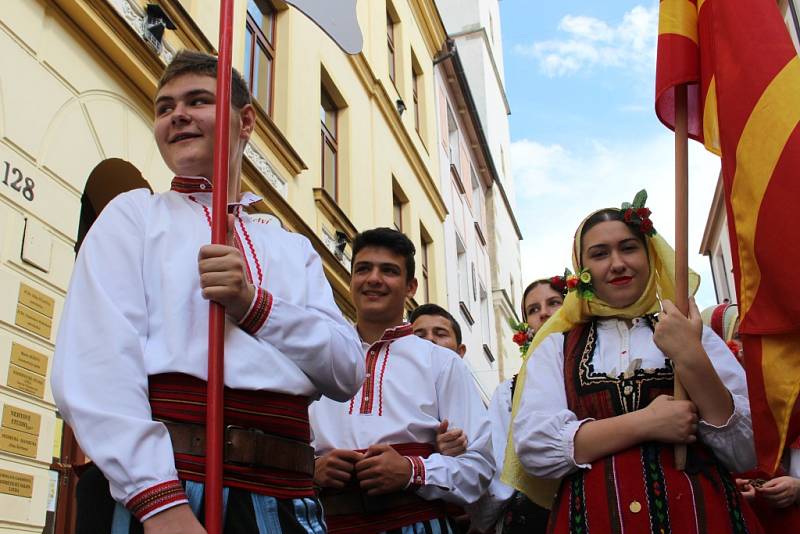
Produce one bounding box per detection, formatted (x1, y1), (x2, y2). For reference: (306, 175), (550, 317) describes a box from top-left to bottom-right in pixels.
(2, 161), (35, 202)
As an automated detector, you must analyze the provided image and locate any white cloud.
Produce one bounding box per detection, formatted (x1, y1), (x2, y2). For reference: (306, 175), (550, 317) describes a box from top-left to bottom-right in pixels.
(512, 133), (723, 309)
(515, 4), (658, 77)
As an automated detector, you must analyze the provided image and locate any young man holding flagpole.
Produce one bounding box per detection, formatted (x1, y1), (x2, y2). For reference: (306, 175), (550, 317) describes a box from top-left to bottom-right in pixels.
(52, 50), (364, 534)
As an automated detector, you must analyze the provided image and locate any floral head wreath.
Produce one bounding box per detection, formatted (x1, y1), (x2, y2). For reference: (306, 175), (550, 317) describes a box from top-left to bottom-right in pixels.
(621, 190), (657, 237)
(510, 274), (569, 356)
(567, 189), (656, 301)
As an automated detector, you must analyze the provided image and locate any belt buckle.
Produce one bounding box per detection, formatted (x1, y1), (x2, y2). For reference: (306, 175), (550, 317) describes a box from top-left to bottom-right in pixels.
(225, 425), (264, 466)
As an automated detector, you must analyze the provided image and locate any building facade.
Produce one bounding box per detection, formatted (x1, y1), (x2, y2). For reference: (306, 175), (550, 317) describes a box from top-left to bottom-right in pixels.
(0, 0), (449, 531)
(434, 0), (524, 382)
(434, 41), (499, 402)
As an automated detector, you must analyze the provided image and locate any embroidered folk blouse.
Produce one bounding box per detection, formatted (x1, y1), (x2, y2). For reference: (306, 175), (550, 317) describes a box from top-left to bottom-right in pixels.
(52, 178), (364, 519)
(513, 317), (755, 480)
(309, 326), (495, 507)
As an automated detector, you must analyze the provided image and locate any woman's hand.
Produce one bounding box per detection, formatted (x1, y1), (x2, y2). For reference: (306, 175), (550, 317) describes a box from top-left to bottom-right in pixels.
(641, 395), (698, 444)
(143, 505), (206, 534)
(756, 476), (800, 508)
(653, 298), (704, 366)
(735, 478), (756, 501)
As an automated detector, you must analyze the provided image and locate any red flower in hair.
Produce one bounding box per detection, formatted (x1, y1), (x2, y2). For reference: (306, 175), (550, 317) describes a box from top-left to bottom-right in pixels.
(566, 277), (579, 289)
(550, 276), (567, 292)
(640, 218), (654, 234)
(513, 331), (529, 346)
(636, 207), (652, 219)
(623, 208), (634, 222)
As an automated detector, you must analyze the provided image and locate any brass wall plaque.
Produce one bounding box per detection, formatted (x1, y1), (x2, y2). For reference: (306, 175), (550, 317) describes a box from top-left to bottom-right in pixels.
(0, 468), (34, 498)
(0, 427), (39, 457)
(18, 284), (55, 318)
(2, 405), (41, 436)
(7, 365), (46, 399)
(10, 343), (48, 376)
(15, 304), (52, 339)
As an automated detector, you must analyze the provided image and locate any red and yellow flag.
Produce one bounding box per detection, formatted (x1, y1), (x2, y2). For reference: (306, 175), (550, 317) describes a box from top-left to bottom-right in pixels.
(656, 0), (800, 475)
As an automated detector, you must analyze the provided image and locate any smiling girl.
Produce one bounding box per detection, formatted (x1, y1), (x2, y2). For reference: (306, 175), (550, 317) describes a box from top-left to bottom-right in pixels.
(504, 193), (762, 533)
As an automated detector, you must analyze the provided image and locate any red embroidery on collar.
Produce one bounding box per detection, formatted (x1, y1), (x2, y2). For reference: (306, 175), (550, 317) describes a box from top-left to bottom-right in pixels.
(187, 195), (264, 288)
(171, 176), (212, 193)
(379, 323), (413, 341)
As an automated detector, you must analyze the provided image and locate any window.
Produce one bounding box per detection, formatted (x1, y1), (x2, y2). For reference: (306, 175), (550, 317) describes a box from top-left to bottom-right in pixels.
(471, 167), (484, 229)
(420, 228), (432, 303)
(457, 235), (468, 304)
(244, 0), (276, 115)
(321, 88), (338, 200)
(387, 12), (397, 84)
(447, 106), (459, 166)
(480, 283), (491, 346)
(412, 69), (420, 133)
(393, 194), (403, 232)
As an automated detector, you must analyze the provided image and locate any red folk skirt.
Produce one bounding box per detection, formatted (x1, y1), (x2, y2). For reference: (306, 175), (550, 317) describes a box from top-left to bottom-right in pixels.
(548, 443), (764, 534)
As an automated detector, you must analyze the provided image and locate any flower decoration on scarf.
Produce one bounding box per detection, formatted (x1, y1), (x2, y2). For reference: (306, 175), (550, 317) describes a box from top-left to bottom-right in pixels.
(621, 190), (657, 237)
(565, 267), (595, 300)
(549, 275), (568, 296)
(727, 340), (741, 358)
(508, 317), (533, 357)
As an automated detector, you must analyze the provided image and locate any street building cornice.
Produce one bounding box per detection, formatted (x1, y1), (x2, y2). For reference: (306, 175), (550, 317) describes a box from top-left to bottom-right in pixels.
(437, 40), (522, 240)
(408, 0), (449, 58)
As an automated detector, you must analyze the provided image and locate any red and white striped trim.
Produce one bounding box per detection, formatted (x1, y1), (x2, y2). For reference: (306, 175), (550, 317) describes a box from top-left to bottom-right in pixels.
(405, 455), (426, 489)
(170, 176), (212, 193)
(126, 479), (187, 522)
(239, 287), (273, 334)
(187, 195), (264, 289)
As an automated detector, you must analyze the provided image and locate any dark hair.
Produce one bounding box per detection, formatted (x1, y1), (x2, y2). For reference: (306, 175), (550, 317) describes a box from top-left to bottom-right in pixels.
(158, 50), (251, 109)
(521, 279), (566, 319)
(409, 303), (463, 346)
(579, 208), (647, 265)
(351, 227), (416, 281)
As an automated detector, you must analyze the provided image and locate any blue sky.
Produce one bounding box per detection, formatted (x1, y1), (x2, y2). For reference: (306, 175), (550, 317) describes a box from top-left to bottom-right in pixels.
(499, 0), (722, 308)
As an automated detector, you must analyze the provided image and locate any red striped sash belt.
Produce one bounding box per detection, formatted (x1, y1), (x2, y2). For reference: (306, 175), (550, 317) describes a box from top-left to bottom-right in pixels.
(148, 373), (314, 499)
(322, 442), (449, 533)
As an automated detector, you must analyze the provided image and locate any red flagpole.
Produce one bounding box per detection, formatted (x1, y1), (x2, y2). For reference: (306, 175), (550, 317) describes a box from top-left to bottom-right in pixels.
(673, 83), (689, 470)
(206, 0), (234, 531)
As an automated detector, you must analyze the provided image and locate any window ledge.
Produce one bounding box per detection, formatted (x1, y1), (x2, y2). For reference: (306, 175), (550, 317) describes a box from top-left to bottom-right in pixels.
(252, 103), (307, 176)
(459, 301), (475, 326)
(474, 221), (487, 246)
(313, 188), (358, 239)
(482, 344), (495, 363)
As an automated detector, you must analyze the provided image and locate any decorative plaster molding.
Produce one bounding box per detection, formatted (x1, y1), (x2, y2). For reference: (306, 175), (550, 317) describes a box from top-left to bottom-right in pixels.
(113, 0), (175, 65)
(244, 143), (288, 198)
(322, 228), (351, 271)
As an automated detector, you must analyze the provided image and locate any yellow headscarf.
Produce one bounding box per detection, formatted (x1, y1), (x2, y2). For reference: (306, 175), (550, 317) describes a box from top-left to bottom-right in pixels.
(500, 206), (700, 508)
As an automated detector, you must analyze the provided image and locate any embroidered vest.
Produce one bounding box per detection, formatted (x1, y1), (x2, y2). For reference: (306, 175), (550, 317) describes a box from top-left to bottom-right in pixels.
(563, 320), (673, 419)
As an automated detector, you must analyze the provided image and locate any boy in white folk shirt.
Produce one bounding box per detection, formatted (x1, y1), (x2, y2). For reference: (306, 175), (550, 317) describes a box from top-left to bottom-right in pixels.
(52, 50), (364, 534)
(310, 228), (494, 533)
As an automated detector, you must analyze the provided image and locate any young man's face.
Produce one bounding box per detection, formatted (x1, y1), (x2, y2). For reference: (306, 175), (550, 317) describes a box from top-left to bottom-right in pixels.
(154, 73), (252, 179)
(350, 246), (417, 327)
(412, 314), (466, 358)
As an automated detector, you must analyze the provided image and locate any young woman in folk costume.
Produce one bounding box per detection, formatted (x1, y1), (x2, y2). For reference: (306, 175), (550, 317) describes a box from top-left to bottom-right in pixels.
(475, 277), (568, 533)
(502, 191), (763, 533)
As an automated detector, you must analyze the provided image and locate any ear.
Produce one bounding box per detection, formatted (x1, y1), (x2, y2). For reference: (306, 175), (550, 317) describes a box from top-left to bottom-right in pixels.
(457, 344), (467, 358)
(238, 103), (256, 140)
(406, 277), (418, 299)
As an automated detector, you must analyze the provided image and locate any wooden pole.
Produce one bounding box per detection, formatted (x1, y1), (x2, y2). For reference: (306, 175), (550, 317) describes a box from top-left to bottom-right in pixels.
(674, 84), (690, 470)
(206, 0), (235, 531)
